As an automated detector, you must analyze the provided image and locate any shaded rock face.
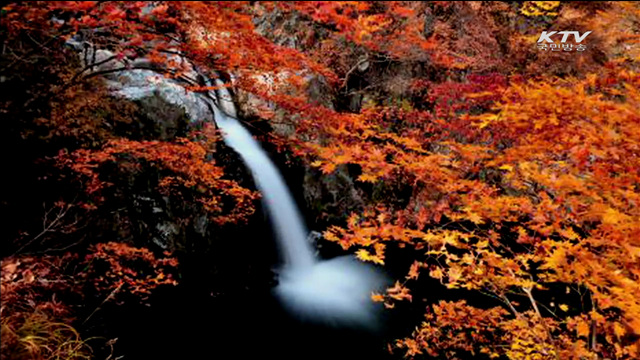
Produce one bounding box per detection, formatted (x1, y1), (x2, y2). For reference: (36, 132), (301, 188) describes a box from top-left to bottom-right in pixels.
(132, 93), (190, 141)
(303, 166), (365, 228)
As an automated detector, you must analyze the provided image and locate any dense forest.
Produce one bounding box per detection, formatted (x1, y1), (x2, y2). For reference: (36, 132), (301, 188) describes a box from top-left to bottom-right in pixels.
(1, 2), (640, 359)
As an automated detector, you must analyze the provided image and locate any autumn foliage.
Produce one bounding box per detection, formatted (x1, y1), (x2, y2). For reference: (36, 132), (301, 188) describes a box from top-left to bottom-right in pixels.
(1, 244), (178, 360)
(60, 137), (258, 225)
(2, 1), (640, 360)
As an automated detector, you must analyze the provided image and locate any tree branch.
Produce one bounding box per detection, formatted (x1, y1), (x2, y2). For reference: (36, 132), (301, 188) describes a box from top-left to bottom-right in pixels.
(523, 286), (560, 360)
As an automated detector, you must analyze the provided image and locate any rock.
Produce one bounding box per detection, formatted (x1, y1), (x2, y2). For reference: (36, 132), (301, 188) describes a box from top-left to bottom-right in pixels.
(105, 68), (214, 126)
(154, 222), (180, 251)
(67, 38), (215, 128)
(303, 165), (364, 227)
(132, 91), (190, 140)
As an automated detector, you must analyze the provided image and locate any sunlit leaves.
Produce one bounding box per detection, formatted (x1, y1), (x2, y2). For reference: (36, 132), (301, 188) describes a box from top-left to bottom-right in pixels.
(60, 138), (259, 224)
(320, 47), (640, 360)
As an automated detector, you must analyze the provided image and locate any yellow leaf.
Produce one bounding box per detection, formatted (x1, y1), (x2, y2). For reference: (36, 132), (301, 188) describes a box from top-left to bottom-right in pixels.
(613, 322), (626, 338)
(448, 267), (463, 284)
(499, 164), (514, 171)
(602, 207), (628, 225)
(466, 91), (496, 99)
(357, 173), (378, 183)
(559, 304), (569, 312)
(541, 246), (566, 269)
(561, 227), (580, 240)
(577, 321), (590, 337)
(355, 248), (384, 265)
(356, 249), (372, 262)
(429, 267), (444, 280)
(468, 212), (484, 225)
(472, 113), (499, 129)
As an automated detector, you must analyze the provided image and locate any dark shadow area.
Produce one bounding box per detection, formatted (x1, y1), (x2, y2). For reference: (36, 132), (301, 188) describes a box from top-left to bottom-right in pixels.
(89, 274), (394, 360)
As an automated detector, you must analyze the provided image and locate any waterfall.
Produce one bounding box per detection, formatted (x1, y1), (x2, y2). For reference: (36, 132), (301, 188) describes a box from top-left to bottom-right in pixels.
(210, 82), (315, 269)
(66, 32), (389, 330)
(211, 79), (387, 330)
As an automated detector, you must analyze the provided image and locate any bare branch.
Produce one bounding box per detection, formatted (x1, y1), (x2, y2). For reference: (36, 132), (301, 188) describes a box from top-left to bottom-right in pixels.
(14, 202), (77, 255)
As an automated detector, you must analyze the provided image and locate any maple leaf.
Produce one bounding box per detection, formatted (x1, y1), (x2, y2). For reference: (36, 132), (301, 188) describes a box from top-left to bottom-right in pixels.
(355, 248), (384, 265)
(613, 322), (626, 338)
(406, 261), (421, 280)
(602, 207), (628, 225)
(387, 281), (412, 302)
(430, 267), (444, 281)
(467, 212), (484, 225)
(320, 163), (336, 174)
(576, 321), (590, 337)
(541, 246), (566, 270)
(357, 173), (378, 183)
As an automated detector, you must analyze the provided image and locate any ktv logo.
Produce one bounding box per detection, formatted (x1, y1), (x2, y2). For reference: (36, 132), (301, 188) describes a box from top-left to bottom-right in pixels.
(536, 31), (592, 52)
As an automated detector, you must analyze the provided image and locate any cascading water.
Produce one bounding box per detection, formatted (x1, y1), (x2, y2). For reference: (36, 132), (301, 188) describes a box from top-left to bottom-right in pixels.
(210, 79), (387, 330)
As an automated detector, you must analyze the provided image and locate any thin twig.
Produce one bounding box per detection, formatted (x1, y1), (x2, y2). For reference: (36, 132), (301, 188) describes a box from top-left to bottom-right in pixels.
(35, 235), (88, 255)
(14, 202), (73, 254)
(82, 283), (123, 326)
(590, 292), (598, 354)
